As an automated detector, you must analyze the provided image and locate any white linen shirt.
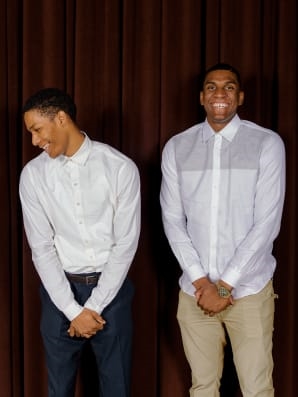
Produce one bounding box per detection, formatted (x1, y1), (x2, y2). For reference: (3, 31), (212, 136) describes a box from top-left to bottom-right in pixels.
(160, 115), (285, 299)
(20, 134), (141, 320)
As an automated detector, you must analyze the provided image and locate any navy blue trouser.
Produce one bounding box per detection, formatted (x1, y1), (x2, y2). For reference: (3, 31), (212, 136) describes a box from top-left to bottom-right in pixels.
(40, 277), (134, 397)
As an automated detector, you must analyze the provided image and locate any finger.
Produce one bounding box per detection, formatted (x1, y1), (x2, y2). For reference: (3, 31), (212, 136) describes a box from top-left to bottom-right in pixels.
(94, 315), (106, 325)
(195, 292), (202, 301)
(94, 320), (105, 327)
(67, 327), (75, 337)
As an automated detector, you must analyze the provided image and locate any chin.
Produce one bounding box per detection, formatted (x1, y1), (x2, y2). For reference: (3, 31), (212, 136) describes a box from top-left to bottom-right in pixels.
(48, 152), (59, 158)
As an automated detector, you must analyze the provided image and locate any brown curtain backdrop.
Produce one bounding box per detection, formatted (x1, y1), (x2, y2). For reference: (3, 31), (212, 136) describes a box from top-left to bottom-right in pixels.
(0, 0), (296, 396)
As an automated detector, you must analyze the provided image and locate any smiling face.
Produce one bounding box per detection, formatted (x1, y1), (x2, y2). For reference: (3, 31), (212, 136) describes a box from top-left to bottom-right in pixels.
(200, 69), (244, 132)
(24, 109), (72, 158)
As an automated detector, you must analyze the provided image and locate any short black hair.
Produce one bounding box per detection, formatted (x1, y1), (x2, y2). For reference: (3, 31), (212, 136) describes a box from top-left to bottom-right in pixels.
(22, 88), (77, 120)
(201, 63), (242, 89)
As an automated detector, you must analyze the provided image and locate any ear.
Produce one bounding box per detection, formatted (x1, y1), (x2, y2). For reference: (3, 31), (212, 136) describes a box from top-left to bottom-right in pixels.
(200, 91), (204, 105)
(56, 110), (68, 126)
(238, 91), (244, 106)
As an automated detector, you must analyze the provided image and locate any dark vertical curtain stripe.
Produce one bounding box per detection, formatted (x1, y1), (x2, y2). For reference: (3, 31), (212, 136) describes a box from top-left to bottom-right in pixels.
(0, 1), (296, 396)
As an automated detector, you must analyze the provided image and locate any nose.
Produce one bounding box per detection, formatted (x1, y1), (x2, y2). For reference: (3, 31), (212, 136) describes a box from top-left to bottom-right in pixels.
(214, 87), (226, 97)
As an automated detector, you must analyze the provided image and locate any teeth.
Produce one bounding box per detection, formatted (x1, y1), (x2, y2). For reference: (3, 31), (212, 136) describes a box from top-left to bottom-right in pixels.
(213, 103), (227, 108)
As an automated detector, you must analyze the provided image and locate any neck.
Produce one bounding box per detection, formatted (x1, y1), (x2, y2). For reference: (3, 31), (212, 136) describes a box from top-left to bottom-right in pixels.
(66, 129), (85, 157)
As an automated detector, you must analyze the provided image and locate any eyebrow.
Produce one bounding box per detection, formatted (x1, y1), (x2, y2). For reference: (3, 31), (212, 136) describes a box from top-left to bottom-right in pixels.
(27, 123), (37, 132)
(204, 79), (238, 85)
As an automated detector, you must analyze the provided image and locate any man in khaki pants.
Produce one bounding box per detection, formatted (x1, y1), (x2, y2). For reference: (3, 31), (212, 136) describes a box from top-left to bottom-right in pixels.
(160, 63), (285, 396)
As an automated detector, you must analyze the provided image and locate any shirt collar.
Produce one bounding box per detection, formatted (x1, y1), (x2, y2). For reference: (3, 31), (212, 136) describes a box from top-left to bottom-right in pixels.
(202, 114), (241, 142)
(59, 132), (91, 167)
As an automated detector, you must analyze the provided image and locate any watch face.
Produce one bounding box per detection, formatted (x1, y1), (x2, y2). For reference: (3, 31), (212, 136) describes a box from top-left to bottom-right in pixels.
(218, 286), (231, 298)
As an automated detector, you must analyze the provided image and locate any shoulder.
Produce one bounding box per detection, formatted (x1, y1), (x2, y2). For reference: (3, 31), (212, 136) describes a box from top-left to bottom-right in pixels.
(237, 120), (285, 158)
(163, 123), (203, 151)
(240, 120), (284, 147)
(238, 121), (285, 165)
(90, 140), (139, 174)
(20, 151), (49, 180)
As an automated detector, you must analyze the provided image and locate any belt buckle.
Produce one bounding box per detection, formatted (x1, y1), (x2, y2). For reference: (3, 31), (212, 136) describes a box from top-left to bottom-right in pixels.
(86, 275), (96, 285)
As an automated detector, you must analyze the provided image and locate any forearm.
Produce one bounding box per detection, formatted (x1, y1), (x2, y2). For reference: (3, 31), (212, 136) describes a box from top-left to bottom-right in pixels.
(31, 248), (83, 320)
(221, 136), (285, 288)
(85, 175), (140, 313)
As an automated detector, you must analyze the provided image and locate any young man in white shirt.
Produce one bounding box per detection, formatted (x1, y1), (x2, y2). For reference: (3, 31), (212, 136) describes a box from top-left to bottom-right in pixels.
(160, 63), (286, 397)
(19, 88), (141, 397)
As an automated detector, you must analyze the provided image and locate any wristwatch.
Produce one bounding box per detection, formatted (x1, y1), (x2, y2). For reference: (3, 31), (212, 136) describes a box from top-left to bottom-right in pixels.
(216, 283), (232, 298)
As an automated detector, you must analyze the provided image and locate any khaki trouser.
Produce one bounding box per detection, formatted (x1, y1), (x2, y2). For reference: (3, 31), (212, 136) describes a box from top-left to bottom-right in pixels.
(177, 281), (276, 397)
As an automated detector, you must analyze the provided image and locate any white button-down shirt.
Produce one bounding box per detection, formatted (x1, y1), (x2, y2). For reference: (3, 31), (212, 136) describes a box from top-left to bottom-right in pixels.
(20, 135), (141, 320)
(160, 115), (285, 299)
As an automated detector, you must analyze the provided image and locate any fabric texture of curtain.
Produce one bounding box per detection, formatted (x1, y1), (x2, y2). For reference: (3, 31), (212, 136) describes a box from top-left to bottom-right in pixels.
(0, 0), (296, 396)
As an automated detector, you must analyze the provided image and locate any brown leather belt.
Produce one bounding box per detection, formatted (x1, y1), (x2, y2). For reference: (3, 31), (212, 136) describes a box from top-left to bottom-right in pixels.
(65, 272), (101, 285)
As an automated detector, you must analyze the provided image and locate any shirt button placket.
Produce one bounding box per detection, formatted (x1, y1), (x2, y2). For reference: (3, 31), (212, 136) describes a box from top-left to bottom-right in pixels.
(209, 134), (222, 280)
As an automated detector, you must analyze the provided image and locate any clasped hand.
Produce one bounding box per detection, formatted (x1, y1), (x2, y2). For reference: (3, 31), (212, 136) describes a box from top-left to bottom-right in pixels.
(195, 282), (233, 316)
(68, 308), (106, 338)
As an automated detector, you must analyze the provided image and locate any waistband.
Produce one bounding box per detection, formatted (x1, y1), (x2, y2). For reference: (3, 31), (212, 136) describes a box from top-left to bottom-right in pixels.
(65, 272), (101, 285)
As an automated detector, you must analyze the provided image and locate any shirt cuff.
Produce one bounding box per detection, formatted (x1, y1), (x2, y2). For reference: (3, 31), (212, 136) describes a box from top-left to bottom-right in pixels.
(84, 300), (102, 314)
(220, 266), (242, 289)
(187, 264), (207, 284)
(63, 301), (84, 321)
